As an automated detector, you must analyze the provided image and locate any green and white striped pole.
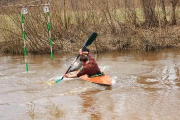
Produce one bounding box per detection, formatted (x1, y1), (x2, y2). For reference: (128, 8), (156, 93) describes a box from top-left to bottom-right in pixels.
(44, 5), (53, 59)
(21, 8), (28, 72)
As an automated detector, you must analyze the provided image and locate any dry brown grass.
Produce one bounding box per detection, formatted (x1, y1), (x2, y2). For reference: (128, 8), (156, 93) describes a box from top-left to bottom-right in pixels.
(0, 0), (180, 54)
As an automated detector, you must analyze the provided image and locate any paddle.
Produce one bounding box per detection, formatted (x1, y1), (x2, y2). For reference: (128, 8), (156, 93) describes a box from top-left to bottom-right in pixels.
(56, 32), (98, 83)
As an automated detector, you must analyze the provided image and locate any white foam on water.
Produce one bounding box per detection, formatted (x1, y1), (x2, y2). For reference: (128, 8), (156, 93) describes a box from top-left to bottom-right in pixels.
(112, 76), (118, 85)
(99, 65), (110, 71)
(21, 70), (37, 74)
(146, 78), (158, 82)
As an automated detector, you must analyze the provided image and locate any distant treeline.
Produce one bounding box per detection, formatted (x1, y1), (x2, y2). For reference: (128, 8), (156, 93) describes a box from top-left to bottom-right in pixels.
(0, 0), (180, 54)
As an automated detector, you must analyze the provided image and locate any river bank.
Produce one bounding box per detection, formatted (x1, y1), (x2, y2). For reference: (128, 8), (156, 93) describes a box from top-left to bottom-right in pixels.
(1, 25), (180, 55)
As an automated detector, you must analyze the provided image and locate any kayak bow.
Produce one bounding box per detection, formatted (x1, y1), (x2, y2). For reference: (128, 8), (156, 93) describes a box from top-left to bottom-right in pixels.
(77, 70), (112, 86)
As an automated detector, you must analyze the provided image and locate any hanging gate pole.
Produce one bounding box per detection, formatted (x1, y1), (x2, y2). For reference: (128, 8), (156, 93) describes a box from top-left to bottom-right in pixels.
(44, 5), (53, 59)
(21, 7), (28, 72)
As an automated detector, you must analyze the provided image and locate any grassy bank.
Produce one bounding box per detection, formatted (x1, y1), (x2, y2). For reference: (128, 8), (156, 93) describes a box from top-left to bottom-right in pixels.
(1, 0), (180, 54)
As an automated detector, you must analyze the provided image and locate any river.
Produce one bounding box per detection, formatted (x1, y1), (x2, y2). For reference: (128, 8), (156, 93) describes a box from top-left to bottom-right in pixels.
(0, 48), (180, 120)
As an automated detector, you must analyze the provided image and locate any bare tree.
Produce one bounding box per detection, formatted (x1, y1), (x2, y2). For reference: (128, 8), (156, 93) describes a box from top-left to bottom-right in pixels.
(140, 0), (158, 27)
(170, 0), (179, 25)
(160, 0), (168, 25)
(63, 0), (68, 29)
(124, 0), (137, 26)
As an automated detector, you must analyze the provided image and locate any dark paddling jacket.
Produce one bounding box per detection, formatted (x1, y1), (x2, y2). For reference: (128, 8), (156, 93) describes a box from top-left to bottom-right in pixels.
(77, 54), (101, 77)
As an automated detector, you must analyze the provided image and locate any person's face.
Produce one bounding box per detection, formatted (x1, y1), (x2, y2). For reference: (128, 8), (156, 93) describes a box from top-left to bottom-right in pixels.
(81, 61), (86, 66)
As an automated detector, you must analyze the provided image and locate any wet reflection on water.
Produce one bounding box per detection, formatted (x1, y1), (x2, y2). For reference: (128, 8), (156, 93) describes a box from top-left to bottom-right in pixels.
(80, 86), (112, 120)
(0, 49), (180, 119)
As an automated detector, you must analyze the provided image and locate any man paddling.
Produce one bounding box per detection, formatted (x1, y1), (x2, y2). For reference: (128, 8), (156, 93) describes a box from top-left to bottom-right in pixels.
(64, 49), (101, 78)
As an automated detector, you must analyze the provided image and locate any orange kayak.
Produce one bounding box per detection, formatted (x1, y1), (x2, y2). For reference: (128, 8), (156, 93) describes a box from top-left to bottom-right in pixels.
(76, 71), (112, 86)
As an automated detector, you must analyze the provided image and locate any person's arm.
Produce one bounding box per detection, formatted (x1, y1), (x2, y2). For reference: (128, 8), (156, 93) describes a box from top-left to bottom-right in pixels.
(64, 73), (77, 78)
(69, 62), (82, 72)
(87, 53), (94, 61)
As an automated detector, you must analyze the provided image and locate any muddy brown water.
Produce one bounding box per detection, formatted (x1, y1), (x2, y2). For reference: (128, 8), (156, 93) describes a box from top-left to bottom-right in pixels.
(0, 49), (180, 120)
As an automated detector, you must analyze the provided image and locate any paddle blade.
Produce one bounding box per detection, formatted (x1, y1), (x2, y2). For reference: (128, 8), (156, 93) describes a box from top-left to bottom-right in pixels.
(56, 77), (63, 83)
(84, 32), (98, 47)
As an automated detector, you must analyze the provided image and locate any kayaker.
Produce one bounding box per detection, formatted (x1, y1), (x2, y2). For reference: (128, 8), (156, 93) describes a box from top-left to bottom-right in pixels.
(64, 49), (101, 78)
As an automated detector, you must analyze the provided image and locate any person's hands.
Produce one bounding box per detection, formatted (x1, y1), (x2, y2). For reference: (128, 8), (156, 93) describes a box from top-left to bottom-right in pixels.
(79, 49), (83, 55)
(64, 74), (69, 78)
(79, 49), (88, 55)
